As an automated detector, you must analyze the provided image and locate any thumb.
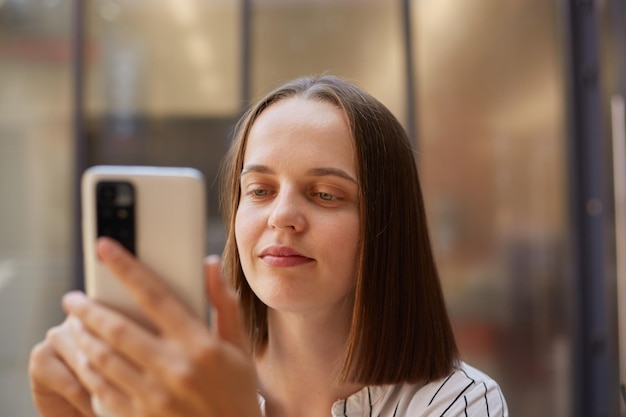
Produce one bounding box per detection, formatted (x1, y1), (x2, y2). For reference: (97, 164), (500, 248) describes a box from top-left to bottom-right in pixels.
(204, 256), (248, 353)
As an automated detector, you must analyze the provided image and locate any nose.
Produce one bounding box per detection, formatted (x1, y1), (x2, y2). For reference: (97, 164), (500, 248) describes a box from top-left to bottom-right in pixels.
(267, 187), (306, 232)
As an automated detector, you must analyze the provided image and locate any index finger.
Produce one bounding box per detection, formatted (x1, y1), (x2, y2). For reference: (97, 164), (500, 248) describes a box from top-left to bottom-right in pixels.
(96, 237), (205, 337)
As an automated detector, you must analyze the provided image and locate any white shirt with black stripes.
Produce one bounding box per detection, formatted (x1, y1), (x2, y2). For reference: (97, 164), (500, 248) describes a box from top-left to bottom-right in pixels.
(258, 362), (508, 417)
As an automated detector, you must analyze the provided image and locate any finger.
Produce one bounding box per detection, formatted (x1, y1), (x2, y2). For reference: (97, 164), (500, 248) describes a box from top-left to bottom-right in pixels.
(95, 237), (203, 337)
(69, 318), (187, 417)
(63, 292), (175, 372)
(73, 350), (133, 417)
(29, 337), (97, 417)
(205, 256), (248, 352)
(69, 317), (146, 398)
(63, 292), (206, 398)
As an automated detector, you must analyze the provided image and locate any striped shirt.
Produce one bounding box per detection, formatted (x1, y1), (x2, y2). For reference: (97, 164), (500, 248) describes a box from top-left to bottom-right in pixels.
(258, 362), (508, 417)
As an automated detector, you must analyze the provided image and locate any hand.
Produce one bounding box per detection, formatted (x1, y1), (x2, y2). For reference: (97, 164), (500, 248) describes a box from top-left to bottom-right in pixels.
(46, 237), (259, 417)
(29, 316), (97, 417)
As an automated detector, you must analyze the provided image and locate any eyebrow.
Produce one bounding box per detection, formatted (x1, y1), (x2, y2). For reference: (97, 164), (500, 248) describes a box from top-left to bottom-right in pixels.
(241, 164), (357, 184)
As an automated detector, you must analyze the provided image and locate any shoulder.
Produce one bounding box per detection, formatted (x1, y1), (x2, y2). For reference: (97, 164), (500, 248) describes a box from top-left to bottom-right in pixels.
(351, 362), (508, 417)
(401, 362), (508, 417)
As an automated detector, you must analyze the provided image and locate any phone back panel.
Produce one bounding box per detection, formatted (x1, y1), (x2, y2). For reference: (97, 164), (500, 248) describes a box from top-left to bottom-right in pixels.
(82, 166), (207, 329)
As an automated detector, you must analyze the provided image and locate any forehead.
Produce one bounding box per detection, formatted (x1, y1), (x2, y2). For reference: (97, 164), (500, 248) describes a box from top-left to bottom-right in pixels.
(243, 97), (356, 167)
(251, 97), (348, 136)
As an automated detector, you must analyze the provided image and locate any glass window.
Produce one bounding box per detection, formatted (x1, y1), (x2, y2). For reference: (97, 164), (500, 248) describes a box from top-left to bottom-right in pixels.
(413, 1), (572, 415)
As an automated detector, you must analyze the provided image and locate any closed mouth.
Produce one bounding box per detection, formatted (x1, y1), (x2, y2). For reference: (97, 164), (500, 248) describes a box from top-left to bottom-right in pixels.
(259, 246), (314, 266)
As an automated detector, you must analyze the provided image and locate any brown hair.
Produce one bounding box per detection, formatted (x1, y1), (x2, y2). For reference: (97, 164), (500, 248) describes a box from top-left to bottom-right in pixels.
(220, 75), (459, 385)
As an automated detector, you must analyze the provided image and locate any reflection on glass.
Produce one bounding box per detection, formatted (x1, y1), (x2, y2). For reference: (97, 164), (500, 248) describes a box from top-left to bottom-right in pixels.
(414, 0), (570, 415)
(0, 1), (73, 416)
(251, 0), (406, 123)
(87, 0), (240, 118)
(84, 0), (242, 254)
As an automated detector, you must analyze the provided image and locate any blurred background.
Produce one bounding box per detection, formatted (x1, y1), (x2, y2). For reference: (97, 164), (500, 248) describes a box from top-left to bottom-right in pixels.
(0, 0), (625, 416)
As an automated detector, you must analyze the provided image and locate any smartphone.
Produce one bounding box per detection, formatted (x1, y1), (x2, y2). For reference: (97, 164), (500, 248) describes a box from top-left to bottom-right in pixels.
(81, 165), (208, 417)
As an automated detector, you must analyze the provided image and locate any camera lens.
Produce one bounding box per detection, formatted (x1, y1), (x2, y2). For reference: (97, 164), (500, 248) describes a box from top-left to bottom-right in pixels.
(99, 207), (114, 219)
(114, 184), (133, 207)
(98, 184), (116, 203)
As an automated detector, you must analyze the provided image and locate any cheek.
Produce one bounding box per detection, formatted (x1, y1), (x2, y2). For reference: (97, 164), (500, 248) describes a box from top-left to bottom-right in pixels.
(323, 215), (360, 265)
(234, 206), (263, 259)
(234, 209), (251, 251)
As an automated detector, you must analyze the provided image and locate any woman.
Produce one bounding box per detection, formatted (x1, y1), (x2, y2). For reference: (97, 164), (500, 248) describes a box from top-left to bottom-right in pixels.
(29, 75), (508, 417)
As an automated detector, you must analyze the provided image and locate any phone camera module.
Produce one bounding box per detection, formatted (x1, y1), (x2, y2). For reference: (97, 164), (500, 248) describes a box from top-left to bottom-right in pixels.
(96, 181), (136, 255)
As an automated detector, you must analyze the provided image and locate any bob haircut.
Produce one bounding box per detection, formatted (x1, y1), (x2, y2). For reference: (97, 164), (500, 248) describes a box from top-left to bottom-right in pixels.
(220, 75), (459, 385)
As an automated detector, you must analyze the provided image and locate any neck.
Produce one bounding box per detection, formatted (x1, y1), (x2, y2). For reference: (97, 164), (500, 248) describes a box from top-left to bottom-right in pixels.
(255, 307), (364, 417)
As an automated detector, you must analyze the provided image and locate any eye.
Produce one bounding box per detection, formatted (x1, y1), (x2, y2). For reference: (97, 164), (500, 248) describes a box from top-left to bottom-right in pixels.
(252, 189), (269, 197)
(242, 181), (273, 199)
(247, 188), (271, 198)
(316, 192), (336, 201)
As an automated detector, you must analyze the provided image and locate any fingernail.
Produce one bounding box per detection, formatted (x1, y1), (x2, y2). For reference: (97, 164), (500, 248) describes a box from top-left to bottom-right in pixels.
(62, 291), (86, 310)
(97, 237), (121, 261)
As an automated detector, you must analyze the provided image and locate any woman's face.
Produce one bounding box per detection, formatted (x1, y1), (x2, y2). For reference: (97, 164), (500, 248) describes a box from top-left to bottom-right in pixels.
(235, 97), (360, 317)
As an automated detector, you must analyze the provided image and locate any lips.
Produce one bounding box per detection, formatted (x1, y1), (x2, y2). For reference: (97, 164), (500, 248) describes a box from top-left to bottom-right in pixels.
(259, 245), (314, 267)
